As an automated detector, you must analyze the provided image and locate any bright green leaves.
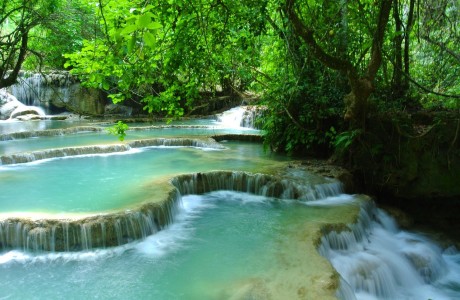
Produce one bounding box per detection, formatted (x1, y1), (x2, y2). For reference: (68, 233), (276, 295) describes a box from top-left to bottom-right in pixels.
(143, 31), (156, 48)
(107, 121), (129, 141)
(119, 9), (162, 51)
(108, 93), (126, 104)
(64, 1), (170, 116)
(64, 39), (117, 91)
(137, 13), (153, 28)
(142, 84), (184, 118)
(64, 0), (269, 119)
(106, 4), (163, 55)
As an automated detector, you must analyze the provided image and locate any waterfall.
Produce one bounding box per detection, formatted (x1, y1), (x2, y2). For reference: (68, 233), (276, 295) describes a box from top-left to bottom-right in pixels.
(0, 188), (181, 252)
(319, 201), (460, 300)
(129, 137), (225, 150)
(0, 89), (45, 120)
(171, 170), (343, 201)
(9, 73), (44, 107)
(216, 106), (264, 129)
(0, 144), (133, 165)
(7, 71), (75, 114)
(0, 171), (342, 252)
(6, 71), (106, 115)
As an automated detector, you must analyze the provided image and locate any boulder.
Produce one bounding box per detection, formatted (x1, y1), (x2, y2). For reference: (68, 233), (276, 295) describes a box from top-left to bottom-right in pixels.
(1, 89), (46, 120)
(105, 103), (133, 117)
(0, 89), (24, 120)
(10, 106), (45, 119)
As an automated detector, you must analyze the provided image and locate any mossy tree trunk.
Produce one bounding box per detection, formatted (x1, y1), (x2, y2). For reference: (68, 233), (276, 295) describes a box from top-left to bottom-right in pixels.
(285, 0), (393, 129)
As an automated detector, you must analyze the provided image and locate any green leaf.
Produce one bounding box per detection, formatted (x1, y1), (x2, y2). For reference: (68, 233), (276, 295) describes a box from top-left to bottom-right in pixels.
(107, 121), (129, 141)
(143, 5), (155, 12)
(127, 36), (136, 53)
(137, 14), (152, 28)
(146, 22), (162, 30)
(102, 81), (110, 90)
(121, 24), (138, 35)
(143, 31), (156, 48)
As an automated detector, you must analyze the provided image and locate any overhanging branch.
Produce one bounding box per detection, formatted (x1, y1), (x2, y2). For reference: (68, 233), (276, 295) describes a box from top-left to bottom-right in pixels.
(284, 0), (356, 77)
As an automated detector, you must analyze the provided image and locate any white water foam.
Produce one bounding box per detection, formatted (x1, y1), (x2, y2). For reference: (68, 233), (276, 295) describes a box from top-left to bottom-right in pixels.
(135, 194), (215, 257)
(0, 148), (143, 167)
(305, 194), (356, 206)
(215, 106), (256, 129)
(322, 206), (460, 300)
(0, 191), (275, 265)
(135, 191), (271, 256)
(0, 193), (217, 264)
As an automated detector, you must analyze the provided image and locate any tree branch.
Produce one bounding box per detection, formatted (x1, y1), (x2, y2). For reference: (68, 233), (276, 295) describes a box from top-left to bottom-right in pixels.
(284, 0), (356, 77)
(366, 0), (393, 81)
(422, 35), (460, 63)
(0, 29), (29, 88)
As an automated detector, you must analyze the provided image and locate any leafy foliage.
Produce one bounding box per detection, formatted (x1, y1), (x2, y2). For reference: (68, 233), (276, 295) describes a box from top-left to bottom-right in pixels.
(63, 0), (267, 118)
(107, 121), (129, 141)
(24, 0), (97, 70)
(0, 0), (60, 87)
(2, 0), (459, 152)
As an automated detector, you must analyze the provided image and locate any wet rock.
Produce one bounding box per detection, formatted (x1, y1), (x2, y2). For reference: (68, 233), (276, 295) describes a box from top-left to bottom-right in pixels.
(105, 103), (133, 117)
(0, 89), (45, 120)
(10, 106), (44, 119)
(0, 89), (24, 120)
(291, 160), (355, 193)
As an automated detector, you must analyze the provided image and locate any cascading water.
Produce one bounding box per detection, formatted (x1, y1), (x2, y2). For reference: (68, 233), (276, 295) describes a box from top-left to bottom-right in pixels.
(0, 137), (225, 165)
(7, 71), (74, 114)
(0, 89), (45, 121)
(5, 71), (106, 116)
(319, 202), (460, 300)
(0, 107), (459, 299)
(215, 106), (263, 129)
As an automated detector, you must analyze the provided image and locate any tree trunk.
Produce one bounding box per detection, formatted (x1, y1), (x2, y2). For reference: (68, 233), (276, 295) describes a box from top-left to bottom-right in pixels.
(0, 30), (29, 89)
(404, 0), (415, 83)
(344, 77), (374, 127)
(392, 0), (405, 97)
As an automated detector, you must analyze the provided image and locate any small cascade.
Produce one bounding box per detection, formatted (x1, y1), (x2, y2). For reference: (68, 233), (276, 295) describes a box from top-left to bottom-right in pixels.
(0, 189), (181, 252)
(0, 144), (132, 165)
(0, 126), (103, 141)
(6, 71), (106, 115)
(129, 137), (225, 150)
(171, 170), (343, 201)
(319, 201), (459, 300)
(216, 106), (264, 129)
(0, 89), (45, 120)
(0, 138), (225, 165)
(129, 124), (211, 131)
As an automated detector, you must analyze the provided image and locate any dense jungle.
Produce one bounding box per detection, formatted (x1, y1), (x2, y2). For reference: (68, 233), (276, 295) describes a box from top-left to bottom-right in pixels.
(1, 0), (459, 242)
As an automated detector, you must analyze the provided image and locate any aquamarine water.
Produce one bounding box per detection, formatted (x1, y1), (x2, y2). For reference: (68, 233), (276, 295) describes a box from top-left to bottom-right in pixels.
(0, 142), (286, 213)
(0, 192), (349, 299)
(0, 119), (89, 134)
(0, 125), (258, 155)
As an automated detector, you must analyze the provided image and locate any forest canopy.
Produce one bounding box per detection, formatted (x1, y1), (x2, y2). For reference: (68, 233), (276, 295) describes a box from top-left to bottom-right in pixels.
(1, 0), (459, 153)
